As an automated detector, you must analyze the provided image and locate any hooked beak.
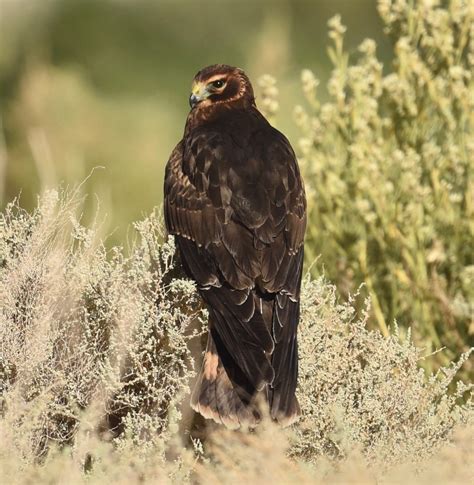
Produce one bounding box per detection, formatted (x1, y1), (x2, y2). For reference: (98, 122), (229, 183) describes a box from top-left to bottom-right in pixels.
(189, 93), (200, 108)
(189, 81), (208, 109)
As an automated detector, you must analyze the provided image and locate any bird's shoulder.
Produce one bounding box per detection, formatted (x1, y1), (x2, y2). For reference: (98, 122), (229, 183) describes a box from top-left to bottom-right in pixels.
(183, 109), (298, 177)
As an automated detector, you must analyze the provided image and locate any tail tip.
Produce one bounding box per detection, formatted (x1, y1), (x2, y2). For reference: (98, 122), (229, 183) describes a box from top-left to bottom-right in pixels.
(271, 395), (301, 427)
(191, 394), (261, 430)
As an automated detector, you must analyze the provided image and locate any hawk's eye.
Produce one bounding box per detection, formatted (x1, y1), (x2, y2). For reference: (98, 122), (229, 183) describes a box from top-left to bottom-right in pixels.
(211, 79), (225, 89)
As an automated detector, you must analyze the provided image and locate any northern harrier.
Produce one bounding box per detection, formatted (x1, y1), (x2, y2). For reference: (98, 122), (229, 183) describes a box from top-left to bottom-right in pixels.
(164, 64), (306, 428)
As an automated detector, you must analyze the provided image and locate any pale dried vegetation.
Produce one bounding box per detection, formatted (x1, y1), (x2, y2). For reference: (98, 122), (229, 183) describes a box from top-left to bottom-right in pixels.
(1, 0), (473, 483)
(0, 189), (472, 483)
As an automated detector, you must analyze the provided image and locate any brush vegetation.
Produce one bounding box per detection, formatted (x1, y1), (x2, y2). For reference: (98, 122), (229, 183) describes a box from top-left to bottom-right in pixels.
(0, 0), (473, 483)
(290, 0), (473, 372)
(0, 190), (471, 483)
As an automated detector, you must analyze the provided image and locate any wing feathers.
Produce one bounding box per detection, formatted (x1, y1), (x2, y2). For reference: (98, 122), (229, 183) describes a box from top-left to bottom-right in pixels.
(164, 112), (306, 427)
(269, 293), (300, 423)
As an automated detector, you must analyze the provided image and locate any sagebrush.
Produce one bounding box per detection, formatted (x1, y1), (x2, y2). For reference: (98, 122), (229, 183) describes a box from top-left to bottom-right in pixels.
(288, 0), (473, 372)
(0, 190), (471, 483)
(0, 0), (473, 482)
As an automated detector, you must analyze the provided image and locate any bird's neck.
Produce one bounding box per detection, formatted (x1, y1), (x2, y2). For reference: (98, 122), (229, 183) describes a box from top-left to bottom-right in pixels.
(184, 98), (257, 136)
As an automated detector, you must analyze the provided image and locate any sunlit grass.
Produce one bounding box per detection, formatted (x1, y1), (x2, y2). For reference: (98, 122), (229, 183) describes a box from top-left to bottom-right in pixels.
(0, 0), (472, 482)
(0, 189), (471, 483)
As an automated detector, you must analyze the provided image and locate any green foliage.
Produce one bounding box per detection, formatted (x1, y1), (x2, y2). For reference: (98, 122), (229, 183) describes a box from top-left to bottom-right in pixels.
(0, 1), (472, 482)
(294, 0), (473, 370)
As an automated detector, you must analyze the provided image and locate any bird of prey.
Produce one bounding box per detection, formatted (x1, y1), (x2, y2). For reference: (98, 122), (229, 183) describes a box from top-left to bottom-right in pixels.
(164, 64), (306, 429)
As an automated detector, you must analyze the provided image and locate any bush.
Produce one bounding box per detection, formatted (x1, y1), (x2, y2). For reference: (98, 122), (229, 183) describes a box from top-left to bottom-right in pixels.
(293, 0), (473, 372)
(0, 1), (472, 481)
(0, 190), (471, 483)
(0, 189), (204, 462)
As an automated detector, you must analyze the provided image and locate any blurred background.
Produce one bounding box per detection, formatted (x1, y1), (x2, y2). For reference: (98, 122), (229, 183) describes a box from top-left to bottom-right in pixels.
(1, 0), (472, 378)
(0, 0), (391, 240)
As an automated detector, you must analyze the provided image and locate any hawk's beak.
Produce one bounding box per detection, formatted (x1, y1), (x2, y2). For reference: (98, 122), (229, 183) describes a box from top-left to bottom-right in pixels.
(189, 93), (200, 108)
(189, 82), (208, 109)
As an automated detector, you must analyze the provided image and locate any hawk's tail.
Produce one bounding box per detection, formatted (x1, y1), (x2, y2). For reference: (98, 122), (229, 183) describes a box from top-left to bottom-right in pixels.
(191, 330), (262, 429)
(191, 327), (300, 429)
(267, 293), (301, 427)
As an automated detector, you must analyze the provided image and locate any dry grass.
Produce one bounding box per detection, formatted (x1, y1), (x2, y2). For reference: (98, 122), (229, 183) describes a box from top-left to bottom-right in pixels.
(0, 189), (204, 463)
(0, 190), (472, 483)
(0, 1), (473, 482)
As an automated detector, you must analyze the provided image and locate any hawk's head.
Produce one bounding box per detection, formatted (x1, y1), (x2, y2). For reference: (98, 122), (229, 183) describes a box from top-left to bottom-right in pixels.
(189, 64), (255, 110)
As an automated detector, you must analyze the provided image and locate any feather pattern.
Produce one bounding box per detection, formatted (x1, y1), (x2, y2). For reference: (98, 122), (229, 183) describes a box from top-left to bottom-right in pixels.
(164, 64), (306, 427)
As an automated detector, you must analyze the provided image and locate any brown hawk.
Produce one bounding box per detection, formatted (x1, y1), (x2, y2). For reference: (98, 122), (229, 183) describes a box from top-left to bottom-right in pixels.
(164, 64), (306, 428)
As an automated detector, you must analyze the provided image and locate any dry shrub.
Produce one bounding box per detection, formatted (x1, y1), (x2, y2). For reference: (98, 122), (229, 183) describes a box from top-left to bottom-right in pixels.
(0, 190), (471, 483)
(0, 189), (204, 463)
(0, 3), (473, 481)
(295, 276), (472, 469)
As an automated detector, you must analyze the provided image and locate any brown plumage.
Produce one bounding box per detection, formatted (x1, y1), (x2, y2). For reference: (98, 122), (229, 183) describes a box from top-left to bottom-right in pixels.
(164, 64), (306, 429)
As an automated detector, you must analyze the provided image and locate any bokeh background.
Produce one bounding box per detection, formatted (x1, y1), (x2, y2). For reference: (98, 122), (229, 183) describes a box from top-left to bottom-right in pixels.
(1, 0), (472, 376)
(0, 0), (390, 237)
